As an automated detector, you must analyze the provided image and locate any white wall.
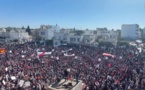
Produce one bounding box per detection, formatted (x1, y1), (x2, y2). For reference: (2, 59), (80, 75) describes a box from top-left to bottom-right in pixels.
(10, 32), (19, 40)
(97, 30), (118, 40)
(53, 39), (61, 47)
(82, 35), (95, 44)
(4, 31), (30, 41)
(39, 26), (60, 40)
(97, 30), (119, 46)
(84, 30), (94, 35)
(39, 30), (46, 39)
(121, 24), (139, 40)
(54, 32), (64, 40)
(67, 35), (83, 44)
(39, 29), (54, 40)
(19, 32), (30, 41)
(143, 28), (145, 35)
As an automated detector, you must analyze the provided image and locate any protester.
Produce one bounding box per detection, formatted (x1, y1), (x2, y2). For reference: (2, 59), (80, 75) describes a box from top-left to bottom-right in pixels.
(0, 41), (144, 90)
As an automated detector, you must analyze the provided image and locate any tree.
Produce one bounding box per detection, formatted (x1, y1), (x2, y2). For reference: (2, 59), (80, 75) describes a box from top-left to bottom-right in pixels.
(26, 26), (31, 35)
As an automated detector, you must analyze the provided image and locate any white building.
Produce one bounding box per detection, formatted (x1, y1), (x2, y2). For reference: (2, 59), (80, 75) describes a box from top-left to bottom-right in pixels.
(66, 34), (83, 44)
(53, 39), (61, 47)
(39, 25), (60, 40)
(53, 31), (67, 47)
(53, 27), (120, 47)
(0, 29), (31, 42)
(143, 28), (145, 35)
(0, 28), (6, 37)
(96, 28), (108, 34)
(82, 30), (97, 44)
(6, 30), (30, 42)
(53, 30), (84, 47)
(96, 28), (119, 45)
(121, 24), (141, 40)
(54, 31), (68, 41)
(82, 35), (95, 44)
(84, 30), (94, 35)
(53, 29), (85, 47)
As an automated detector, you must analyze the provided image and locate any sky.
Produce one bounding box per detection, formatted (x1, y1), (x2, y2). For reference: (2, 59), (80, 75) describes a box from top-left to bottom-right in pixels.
(0, 0), (145, 30)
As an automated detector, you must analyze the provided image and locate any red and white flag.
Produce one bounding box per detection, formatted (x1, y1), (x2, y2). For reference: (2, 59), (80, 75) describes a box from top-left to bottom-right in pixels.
(39, 52), (45, 57)
(37, 52), (52, 58)
(102, 53), (114, 57)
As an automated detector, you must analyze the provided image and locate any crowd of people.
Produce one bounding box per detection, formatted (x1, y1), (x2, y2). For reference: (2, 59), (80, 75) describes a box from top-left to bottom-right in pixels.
(0, 41), (144, 90)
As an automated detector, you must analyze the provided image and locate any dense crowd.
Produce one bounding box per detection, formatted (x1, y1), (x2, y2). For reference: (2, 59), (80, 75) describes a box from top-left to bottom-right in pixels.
(0, 42), (144, 90)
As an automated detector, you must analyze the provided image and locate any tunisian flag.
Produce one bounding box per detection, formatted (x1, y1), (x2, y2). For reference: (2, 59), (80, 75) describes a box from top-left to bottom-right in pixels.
(102, 53), (114, 57)
(0, 48), (6, 54)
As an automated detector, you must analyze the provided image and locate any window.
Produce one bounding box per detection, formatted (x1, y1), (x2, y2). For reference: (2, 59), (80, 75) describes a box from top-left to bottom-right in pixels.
(41, 32), (45, 35)
(70, 38), (73, 42)
(74, 38), (76, 42)
(63, 38), (66, 40)
(78, 38), (80, 42)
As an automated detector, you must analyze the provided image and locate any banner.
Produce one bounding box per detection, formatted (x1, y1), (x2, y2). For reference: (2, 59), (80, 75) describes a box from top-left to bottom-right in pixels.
(39, 52), (45, 57)
(37, 52), (52, 58)
(37, 52), (52, 55)
(64, 53), (75, 57)
(102, 53), (114, 57)
(62, 48), (72, 53)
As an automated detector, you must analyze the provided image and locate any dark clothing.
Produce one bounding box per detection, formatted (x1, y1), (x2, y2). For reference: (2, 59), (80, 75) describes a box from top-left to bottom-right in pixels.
(76, 72), (79, 83)
(64, 70), (68, 77)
